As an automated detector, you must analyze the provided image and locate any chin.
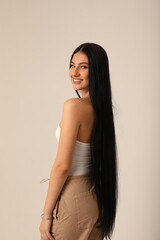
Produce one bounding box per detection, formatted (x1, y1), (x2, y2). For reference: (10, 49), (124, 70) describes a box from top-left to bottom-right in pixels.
(73, 87), (82, 91)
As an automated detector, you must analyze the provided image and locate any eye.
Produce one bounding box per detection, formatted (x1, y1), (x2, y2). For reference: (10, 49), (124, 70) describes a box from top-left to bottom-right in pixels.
(69, 64), (88, 69)
(81, 65), (88, 69)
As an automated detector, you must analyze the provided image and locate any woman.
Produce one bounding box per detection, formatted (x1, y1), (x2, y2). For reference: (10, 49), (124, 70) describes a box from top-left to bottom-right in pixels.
(39, 42), (118, 240)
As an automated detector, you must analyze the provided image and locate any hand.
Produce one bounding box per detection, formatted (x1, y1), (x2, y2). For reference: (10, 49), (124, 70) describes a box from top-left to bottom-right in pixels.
(39, 218), (55, 240)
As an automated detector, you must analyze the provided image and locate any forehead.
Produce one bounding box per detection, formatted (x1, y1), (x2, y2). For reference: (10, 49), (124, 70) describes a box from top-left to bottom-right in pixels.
(71, 51), (88, 63)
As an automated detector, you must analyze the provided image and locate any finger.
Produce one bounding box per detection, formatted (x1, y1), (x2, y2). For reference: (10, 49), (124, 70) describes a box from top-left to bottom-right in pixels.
(42, 232), (49, 240)
(46, 231), (55, 240)
(50, 229), (55, 240)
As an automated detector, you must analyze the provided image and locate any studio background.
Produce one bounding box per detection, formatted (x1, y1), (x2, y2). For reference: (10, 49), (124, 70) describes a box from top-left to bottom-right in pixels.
(0, 0), (159, 239)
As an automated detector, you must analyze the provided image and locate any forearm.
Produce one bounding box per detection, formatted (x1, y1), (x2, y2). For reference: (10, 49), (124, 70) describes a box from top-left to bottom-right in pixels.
(42, 165), (69, 216)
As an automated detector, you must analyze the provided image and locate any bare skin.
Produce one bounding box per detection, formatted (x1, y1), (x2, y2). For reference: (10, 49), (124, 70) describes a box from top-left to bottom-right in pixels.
(39, 51), (95, 240)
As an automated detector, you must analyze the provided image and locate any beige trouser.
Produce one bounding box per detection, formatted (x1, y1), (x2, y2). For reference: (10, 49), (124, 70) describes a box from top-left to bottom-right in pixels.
(51, 174), (104, 240)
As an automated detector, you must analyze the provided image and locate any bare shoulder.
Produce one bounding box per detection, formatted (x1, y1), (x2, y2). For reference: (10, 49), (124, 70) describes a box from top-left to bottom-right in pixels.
(64, 97), (80, 105)
(63, 97), (88, 109)
(61, 97), (94, 124)
(62, 98), (81, 113)
(63, 97), (94, 119)
(60, 98), (82, 126)
(64, 97), (92, 107)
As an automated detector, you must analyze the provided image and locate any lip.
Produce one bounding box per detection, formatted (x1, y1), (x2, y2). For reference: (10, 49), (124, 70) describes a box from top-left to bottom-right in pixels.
(72, 78), (83, 84)
(72, 79), (83, 84)
(73, 78), (83, 80)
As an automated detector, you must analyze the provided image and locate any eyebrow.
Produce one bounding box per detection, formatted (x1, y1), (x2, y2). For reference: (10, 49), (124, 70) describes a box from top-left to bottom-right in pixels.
(71, 61), (89, 65)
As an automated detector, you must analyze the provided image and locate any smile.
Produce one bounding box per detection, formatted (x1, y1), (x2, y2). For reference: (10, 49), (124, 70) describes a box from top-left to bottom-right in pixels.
(73, 79), (82, 84)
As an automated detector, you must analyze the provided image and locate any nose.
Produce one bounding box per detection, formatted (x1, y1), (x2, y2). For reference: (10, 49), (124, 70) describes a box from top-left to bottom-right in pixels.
(72, 66), (80, 76)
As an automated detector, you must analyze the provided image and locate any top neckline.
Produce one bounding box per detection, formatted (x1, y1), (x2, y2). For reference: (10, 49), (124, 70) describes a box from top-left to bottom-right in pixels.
(58, 124), (91, 145)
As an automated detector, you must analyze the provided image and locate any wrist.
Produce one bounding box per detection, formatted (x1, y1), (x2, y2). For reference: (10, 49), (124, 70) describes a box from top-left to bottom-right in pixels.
(41, 213), (53, 220)
(41, 212), (53, 218)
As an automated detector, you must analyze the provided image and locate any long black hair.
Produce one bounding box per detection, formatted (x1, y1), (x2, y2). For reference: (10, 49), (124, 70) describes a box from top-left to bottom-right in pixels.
(69, 43), (118, 239)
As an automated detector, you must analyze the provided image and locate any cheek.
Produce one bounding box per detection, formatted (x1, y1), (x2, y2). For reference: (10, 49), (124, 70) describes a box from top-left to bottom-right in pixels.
(85, 72), (89, 80)
(82, 69), (88, 78)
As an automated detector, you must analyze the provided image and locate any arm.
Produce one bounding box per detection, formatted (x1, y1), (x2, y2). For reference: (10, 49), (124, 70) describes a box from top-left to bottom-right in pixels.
(42, 99), (81, 217)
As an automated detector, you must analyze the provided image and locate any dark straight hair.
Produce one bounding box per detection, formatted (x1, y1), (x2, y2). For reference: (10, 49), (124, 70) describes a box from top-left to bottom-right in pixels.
(69, 43), (119, 240)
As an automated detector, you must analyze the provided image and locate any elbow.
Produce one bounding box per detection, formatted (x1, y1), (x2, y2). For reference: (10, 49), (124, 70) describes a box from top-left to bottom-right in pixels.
(54, 164), (69, 175)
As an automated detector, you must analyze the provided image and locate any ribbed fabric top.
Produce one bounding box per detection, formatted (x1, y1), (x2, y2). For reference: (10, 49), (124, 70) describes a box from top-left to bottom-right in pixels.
(55, 124), (92, 176)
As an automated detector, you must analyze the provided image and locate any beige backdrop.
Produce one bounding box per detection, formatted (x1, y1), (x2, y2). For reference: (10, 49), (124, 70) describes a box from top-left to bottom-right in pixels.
(0, 0), (160, 239)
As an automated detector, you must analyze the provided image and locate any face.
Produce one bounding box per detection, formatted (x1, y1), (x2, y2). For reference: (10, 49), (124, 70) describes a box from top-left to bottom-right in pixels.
(69, 51), (89, 96)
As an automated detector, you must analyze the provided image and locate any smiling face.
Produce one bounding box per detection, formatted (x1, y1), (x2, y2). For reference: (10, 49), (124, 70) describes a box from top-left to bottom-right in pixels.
(69, 51), (89, 98)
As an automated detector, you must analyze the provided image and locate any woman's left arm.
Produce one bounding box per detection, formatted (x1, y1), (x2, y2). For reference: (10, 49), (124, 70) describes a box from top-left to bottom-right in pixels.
(42, 99), (81, 216)
(42, 165), (69, 217)
(39, 166), (69, 240)
(39, 99), (81, 240)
